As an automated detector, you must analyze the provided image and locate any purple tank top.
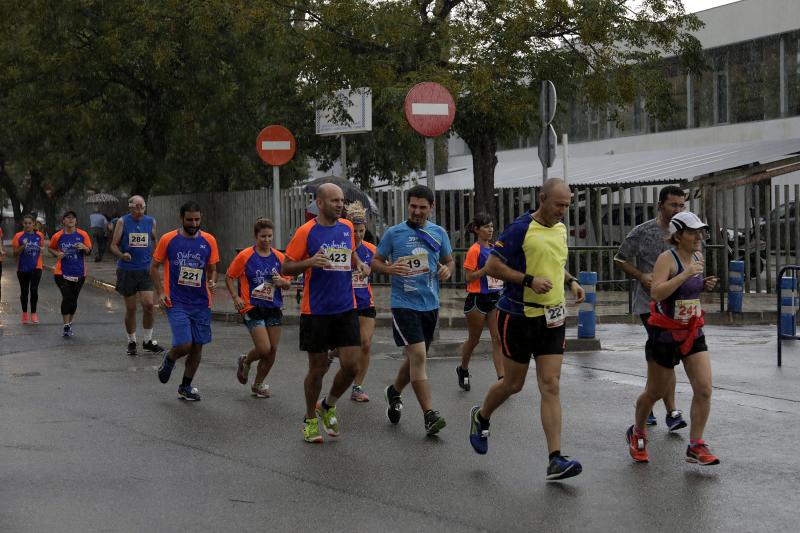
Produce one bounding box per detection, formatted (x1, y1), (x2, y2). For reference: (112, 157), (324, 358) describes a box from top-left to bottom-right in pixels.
(654, 249), (704, 343)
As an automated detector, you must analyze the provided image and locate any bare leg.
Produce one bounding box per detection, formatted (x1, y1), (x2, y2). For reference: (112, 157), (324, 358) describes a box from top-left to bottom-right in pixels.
(479, 356), (528, 418)
(140, 291), (156, 330)
(681, 351), (713, 441)
(328, 345), (359, 400)
(535, 355), (564, 455)
(486, 310), (504, 378)
(304, 353), (329, 418)
(635, 359), (675, 431)
(183, 343), (203, 379)
(124, 294), (138, 334)
(353, 316), (375, 386)
(460, 310), (486, 369)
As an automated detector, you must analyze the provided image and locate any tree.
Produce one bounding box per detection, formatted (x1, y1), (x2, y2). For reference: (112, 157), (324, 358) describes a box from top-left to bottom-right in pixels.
(279, 0), (703, 215)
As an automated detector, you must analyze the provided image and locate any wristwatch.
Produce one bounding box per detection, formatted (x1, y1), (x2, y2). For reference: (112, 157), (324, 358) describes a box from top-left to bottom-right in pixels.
(522, 274), (534, 288)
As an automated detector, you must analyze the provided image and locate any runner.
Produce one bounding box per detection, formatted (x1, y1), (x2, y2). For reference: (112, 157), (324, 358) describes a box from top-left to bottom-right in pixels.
(456, 213), (503, 391)
(0, 220), (5, 306)
(467, 178), (586, 481)
(151, 202), (219, 401)
(110, 195), (165, 356)
(371, 185), (454, 436)
(226, 218), (291, 399)
(615, 185), (687, 429)
(347, 201), (377, 402)
(48, 211), (93, 337)
(626, 211), (720, 466)
(11, 214), (45, 324)
(282, 183), (369, 443)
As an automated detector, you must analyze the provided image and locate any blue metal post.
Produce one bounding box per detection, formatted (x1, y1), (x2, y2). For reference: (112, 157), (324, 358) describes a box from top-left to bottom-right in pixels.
(577, 271), (597, 339)
(728, 260), (744, 313)
(780, 275), (796, 337)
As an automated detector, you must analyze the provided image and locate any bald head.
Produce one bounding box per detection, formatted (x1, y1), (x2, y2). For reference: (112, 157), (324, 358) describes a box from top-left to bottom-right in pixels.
(316, 183), (345, 224)
(538, 178), (571, 225)
(542, 178), (569, 198)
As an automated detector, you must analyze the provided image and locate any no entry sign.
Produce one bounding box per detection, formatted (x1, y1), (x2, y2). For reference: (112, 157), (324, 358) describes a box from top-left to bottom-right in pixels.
(256, 125), (296, 167)
(404, 82), (456, 137)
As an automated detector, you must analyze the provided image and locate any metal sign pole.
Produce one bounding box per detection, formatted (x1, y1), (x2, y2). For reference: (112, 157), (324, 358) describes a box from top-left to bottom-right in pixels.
(426, 136), (436, 222)
(272, 166), (282, 247)
(340, 135), (347, 180)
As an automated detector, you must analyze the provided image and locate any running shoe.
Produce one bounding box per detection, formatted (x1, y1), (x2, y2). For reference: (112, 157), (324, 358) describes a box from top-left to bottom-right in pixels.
(127, 341), (138, 356)
(350, 385), (369, 402)
(666, 410), (688, 432)
(63, 325), (73, 337)
(157, 352), (175, 384)
(21, 312), (29, 324)
(646, 411), (657, 426)
(626, 425), (649, 463)
(546, 455), (583, 481)
(31, 313), (39, 324)
(315, 401), (340, 437)
(236, 354), (250, 385)
(251, 383), (271, 398)
(142, 340), (165, 354)
(177, 385), (201, 401)
(384, 385), (403, 424)
(686, 441), (720, 465)
(456, 365), (471, 391)
(303, 417), (323, 443)
(424, 410), (446, 436)
(469, 406), (489, 454)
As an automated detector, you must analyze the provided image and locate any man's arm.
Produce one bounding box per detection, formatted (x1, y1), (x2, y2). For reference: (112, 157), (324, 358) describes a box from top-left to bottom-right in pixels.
(281, 252), (330, 276)
(109, 219), (128, 260)
(371, 253), (410, 276)
(150, 259), (168, 307)
(437, 254), (455, 281)
(206, 263), (217, 292)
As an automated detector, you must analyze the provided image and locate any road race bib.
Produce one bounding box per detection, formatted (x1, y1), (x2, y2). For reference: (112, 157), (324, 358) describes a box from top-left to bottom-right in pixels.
(544, 302), (566, 328)
(128, 232), (148, 248)
(323, 247), (352, 271)
(251, 282), (274, 302)
(178, 266), (203, 287)
(674, 299), (701, 323)
(352, 270), (369, 289)
(487, 275), (503, 290)
(63, 275), (79, 282)
(398, 252), (429, 277)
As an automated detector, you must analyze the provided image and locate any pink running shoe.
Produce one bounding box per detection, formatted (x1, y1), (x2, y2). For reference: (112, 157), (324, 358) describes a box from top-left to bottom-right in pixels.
(31, 313), (39, 324)
(21, 312), (29, 324)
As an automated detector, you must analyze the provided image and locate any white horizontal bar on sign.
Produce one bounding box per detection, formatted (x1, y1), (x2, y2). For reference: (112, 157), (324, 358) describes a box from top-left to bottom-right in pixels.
(262, 141), (292, 150)
(411, 103), (449, 116)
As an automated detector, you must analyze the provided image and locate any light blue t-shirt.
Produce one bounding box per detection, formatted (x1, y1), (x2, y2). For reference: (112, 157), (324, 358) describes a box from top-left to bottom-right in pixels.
(376, 221), (452, 311)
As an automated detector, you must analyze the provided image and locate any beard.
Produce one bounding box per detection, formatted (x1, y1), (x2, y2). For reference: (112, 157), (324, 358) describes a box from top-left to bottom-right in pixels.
(183, 224), (200, 235)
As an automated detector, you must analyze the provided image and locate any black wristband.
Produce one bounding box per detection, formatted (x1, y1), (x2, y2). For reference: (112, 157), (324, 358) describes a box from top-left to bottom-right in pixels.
(565, 277), (578, 288)
(522, 274), (534, 288)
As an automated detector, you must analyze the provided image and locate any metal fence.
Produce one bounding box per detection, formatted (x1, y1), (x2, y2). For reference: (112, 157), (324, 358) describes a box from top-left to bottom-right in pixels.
(146, 180), (796, 294)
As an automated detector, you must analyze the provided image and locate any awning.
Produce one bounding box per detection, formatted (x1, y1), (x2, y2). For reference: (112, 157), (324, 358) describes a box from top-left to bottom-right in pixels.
(430, 137), (800, 189)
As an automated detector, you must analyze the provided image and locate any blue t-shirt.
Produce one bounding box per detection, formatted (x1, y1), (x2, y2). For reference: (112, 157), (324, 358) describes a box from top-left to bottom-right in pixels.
(376, 221), (452, 312)
(117, 214), (155, 271)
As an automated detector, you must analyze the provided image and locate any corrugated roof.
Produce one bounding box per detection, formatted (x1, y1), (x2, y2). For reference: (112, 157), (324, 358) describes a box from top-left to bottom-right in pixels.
(430, 137), (800, 189)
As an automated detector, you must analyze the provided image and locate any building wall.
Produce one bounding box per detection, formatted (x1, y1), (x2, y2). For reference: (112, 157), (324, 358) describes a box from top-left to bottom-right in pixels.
(693, 0), (800, 48)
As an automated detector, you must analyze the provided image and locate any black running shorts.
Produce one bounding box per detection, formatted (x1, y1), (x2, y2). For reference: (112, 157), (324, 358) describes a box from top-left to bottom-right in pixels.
(391, 308), (438, 351)
(648, 335), (708, 369)
(497, 309), (565, 364)
(299, 309), (360, 353)
(463, 292), (499, 315)
(116, 268), (154, 297)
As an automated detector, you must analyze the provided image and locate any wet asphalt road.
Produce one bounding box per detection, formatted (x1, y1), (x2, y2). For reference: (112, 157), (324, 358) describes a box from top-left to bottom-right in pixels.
(1, 275), (799, 532)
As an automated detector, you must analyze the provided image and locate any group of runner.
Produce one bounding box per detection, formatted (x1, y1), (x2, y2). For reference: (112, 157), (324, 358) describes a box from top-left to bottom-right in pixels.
(0, 178), (720, 479)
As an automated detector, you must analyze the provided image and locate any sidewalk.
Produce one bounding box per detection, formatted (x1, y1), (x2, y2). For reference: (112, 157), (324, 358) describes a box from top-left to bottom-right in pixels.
(61, 255), (781, 328)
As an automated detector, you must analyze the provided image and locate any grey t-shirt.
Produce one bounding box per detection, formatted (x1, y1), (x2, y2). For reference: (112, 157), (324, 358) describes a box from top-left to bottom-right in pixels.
(616, 219), (669, 315)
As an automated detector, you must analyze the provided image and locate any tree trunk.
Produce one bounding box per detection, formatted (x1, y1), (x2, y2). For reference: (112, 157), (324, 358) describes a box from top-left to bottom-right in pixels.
(467, 134), (498, 220)
(0, 158), (24, 223)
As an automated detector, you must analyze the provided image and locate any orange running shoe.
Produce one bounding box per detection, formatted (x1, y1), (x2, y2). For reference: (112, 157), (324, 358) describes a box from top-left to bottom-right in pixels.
(686, 441), (720, 465)
(21, 312), (29, 324)
(31, 313), (39, 324)
(626, 425), (649, 463)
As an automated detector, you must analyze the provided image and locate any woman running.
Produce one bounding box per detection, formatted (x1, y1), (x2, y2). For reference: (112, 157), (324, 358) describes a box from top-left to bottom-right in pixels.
(0, 220), (5, 306)
(348, 202), (376, 402)
(48, 211), (92, 337)
(12, 214), (46, 324)
(456, 213), (504, 391)
(226, 218), (291, 398)
(626, 211), (719, 466)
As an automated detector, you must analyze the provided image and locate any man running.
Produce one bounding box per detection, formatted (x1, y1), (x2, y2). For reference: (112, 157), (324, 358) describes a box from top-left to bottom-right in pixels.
(49, 211), (93, 337)
(371, 185), (454, 436)
(151, 201), (219, 401)
(468, 178), (585, 481)
(110, 195), (164, 356)
(615, 185), (688, 431)
(282, 183), (369, 443)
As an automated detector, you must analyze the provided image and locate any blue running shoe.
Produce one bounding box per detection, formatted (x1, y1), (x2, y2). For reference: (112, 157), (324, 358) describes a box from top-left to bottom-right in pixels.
(469, 406), (489, 454)
(177, 385), (201, 401)
(646, 411), (657, 426)
(158, 352), (175, 384)
(666, 410), (688, 432)
(546, 455), (583, 481)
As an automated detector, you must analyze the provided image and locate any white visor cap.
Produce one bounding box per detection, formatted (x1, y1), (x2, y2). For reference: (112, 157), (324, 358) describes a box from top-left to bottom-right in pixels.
(669, 211), (709, 235)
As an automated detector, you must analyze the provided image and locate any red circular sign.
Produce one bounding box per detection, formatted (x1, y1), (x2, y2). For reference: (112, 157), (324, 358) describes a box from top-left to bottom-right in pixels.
(403, 82), (456, 137)
(256, 125), (296, 166)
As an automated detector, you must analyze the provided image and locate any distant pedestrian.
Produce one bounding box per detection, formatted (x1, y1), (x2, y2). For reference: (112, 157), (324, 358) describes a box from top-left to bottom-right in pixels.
(89, 208), (109, 262)
(48, 211), (93, 337)
(12, 214), (46, 324)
